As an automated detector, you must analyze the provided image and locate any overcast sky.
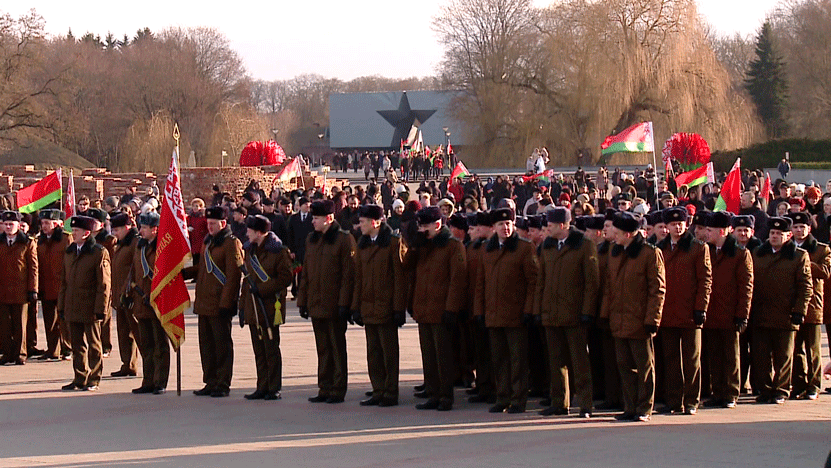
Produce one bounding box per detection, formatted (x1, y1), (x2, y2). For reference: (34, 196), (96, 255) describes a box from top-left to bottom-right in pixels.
(9, 0), (782, 81)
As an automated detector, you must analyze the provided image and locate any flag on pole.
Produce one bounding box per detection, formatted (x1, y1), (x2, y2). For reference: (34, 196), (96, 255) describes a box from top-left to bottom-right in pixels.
(761, 172), (772, 203)
(449, 161), (470, 185)
(277, 157), (302, 183)
(673, 162), (715, 188)
(714, 158), (742, 214)
(16, 170), (62, 213)
(63, 170), (75, 233)
(600, 122), (654, 155)
(522, 169), (556, 183)
(150, 147), (191, 350)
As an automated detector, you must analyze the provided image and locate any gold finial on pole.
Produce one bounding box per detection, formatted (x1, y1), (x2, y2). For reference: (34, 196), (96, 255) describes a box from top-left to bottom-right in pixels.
(173, 123), (180, 147)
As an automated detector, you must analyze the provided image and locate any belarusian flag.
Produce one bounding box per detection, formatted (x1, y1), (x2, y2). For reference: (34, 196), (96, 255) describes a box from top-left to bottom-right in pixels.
(714, 158), (742, 214)
(522, 169), (555, 183)
(601, 122), (654, 155)
(673, 162), (714, 188)
(449, 161), (470, 185)
(63, 170), (75, 233)
(16, 170), (62, 213)
(150, 147), (191, 350)
(277, 157), (301, 182)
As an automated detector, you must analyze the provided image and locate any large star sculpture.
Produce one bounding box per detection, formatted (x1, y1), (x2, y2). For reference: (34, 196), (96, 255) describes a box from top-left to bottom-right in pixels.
(377, 92), (437, 148)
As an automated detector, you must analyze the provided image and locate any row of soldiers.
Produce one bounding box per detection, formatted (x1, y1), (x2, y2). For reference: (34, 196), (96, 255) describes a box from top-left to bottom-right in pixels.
(0, 199), (824, 421)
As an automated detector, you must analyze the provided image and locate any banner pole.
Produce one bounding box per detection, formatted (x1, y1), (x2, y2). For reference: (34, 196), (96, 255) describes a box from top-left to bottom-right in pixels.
(177, 348), (181, 397)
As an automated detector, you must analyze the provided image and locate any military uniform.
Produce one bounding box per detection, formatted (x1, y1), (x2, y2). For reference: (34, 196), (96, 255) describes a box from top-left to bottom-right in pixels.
(94, 229), (117, 356)
(351, 220), (407, 405)
(240, 230), (293, 399)
(130, 235), (170, 393)
(58, 226), (111, 389)
(466, 234), (494, 402)
(110, 226), (139, 375)
(535, 227), (599, 415)
(0, 215), (38, 365)
(36, 215), (71, 360)
(297, 219), (356, 402)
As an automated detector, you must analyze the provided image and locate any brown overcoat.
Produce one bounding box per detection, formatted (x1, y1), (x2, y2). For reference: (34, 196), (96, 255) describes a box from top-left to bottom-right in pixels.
(750, 239), (812, 330)
(657, 231), (712, 328)
(58, 237), (111, 322)
(474, 232), (538, 328)
(465, 238), (487, 315)
(0, 231), (38, 304)
(797, 235), (830, 324)
(37, 229), (70, 301)
(185, 226), (243, 316)
(705, 235), (753, 330)
(403, 226), (466, 324)
(111, 228), (138, 309)
(297, 221), (356, 320)
(534, 229), (599, 326)
(240, 232), (293, 325)
(129, 237), (157, 320)
(600, 233), (666, 340)
(351, 223), (407, 324)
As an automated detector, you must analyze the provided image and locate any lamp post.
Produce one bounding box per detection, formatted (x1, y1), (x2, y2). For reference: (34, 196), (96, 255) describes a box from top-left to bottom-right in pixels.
(271, 128), (279, 141)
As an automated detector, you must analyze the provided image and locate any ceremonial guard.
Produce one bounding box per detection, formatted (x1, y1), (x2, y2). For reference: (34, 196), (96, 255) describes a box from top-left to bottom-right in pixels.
(36, 209), (70, 361)
(185, 206), (243, 398)
(0, 211), (38, 365)
(130, 212), (169, 395)
(656, 207), (712, 415)
(475, 207), (538, 414)
(59, 215), (111, 390)
(240, 215), (293, 401)
(750, 217), (812, 404)
(702, 212), (753, 408)
(351, 204), (407, 407)
(297, 200), (356, 404)
(535, 207), (599, 417)
(732, 214), (762, 392)
(109, 213), (139, 377)
(787, 212), (830, 400)
(466, 211), (496, 404)
(405, 206), (466, 411)
(593, 211), (622, 410)
(601, 211), (665, 422)
(87, 207), (116, 356)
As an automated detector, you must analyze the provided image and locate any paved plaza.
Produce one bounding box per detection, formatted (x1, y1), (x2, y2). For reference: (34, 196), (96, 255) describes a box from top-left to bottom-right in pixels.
(1, 294), (829, 468)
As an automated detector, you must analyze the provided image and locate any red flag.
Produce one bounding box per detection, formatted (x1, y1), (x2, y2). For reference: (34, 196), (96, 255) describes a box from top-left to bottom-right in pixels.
(714, 158), (742, 214)
(277, 157), (302, 182)
(63, 170), (75, 233)
(150, 147), (191, 350)
(761, 172), (771, 202)
(16, 170), (62, 213)
(447, 142), (453, 154)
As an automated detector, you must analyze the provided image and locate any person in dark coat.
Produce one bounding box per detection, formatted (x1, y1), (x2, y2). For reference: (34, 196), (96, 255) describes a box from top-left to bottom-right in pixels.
(287, 197), (313, 297)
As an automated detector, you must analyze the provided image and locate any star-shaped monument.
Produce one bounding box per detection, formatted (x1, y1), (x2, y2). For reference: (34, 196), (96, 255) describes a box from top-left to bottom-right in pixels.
(377, 92), (437, 148)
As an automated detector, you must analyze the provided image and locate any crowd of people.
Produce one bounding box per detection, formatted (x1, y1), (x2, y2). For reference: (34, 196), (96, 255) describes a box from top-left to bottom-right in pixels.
(1, 162), (830, 421)
(329, 148), (458, 182)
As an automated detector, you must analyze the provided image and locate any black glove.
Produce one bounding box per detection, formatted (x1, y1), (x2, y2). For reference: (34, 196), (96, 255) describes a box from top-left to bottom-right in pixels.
(239, 312), (246, 328)
(351, 310), (364, 327)
(120, 294), (134, 310)
(27, 291), (37, 303)
(458, 309), (469, 322)
(407, 308), (414, 318)
(532, 314), (542, 327)
(218, 307), (235, 318)
(597, 317), (610, 328)
(693, 310), (706, 326)
(58, 310), (64, 320)
(95, 313), (105, 321)
(393, 310), (406, 327)
(734, 317), (748, 334)
(579, 314), (594, 326)
(339, 306), (354, 325)
(299, 306), (309, 320)
(249, 281), (259, 296)
(475, 314), (486, 328)
(441, 311), (456, 331)
(522, 313), (534, 328)
(644, 324), (658, 335)
(790, 313), (805, 326)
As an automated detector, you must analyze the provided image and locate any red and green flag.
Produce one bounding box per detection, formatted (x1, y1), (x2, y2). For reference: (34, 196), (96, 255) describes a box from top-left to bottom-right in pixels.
(714, 158), (742, 214)
(16, 170), (62, 213)
(600, 122), (654, 155)
(449, 161), (470, 186)
(673, 162), (714, 188)
(522, 169), (555, 183)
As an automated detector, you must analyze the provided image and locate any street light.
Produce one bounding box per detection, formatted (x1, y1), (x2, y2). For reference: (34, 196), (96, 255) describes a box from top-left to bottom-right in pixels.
(271, 128), (279, 141)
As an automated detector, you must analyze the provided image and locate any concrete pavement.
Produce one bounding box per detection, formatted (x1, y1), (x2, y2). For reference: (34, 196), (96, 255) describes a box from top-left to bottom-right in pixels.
(1, 299), (829, 468)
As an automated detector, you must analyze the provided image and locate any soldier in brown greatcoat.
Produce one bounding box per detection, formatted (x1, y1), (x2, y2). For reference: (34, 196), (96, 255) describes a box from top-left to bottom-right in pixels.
(475, 207), (538, 414)
(750, 216), (812, 404)
(656, 207), (712, 415)
(184, 206), (243, 398)
(592, 211), (622, 410)
(535, 207), (599, 418)
(36, 209), (71, 361)
(787, 212), (830, 400)
(59, 215), (111, 391)
(351, 204), (407, 407)
(129, 212), (170, 395)
(466, 211), (496, 405)
(86, 207), (117, 357)
(109, 213), (139, 377)
(702, 211), (753, 409)
(297, 200), (356, 404)
(404, 206), (466, 411)
(600, 211), (666, 422)
(240, 215), (293, 401)
(0, 211), (38, 365)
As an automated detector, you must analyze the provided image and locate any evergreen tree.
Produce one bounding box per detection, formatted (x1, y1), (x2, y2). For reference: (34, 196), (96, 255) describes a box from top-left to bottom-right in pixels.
(745, 21), (789, 138)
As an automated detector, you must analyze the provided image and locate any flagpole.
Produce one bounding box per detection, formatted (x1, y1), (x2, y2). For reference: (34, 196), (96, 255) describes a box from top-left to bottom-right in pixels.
(173, 123), (182, 398)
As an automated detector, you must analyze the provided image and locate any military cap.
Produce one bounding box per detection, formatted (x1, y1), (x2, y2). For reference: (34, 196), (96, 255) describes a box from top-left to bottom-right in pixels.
(768, 216), (792, 232)
(466, 212), (479, 227)
(731, 215), (755, 229)
(706, 211), (732, 229)
(310, 200), (335, 217)
(574, 216), (588, 231)
(476, 211), (494, 227)
(527, 214), (544, 229)
(644, 211), (660, 227)
(110, 213), (131, 228)
(297, 197), (311, 206)
(86, 207), (108, 224)
(242, 191), (260, 203)
(546, 207), (571, 225)
(617, 193), (632, 202)
(604, 208), (618, 222)
(786, 212), (811, 226)
(20, 213), (33, 226)
(69, 215), (96, 231)
(205, 206), (228, 220)
(662, 206), (688, 224)
(245, 214), (271, 233)
(38, 209), (65, 221)
(612, 211), (640, 233)
(490, 208), (516, 224)
(358, 204), (384, 221)
(261, 197), (274, 206)
(514, 216), (528, 230)
(138, 211), (160, 228)
(416, 206), (442, 225)
(584, 215), (606, 231)
(448, 212), (469, 231)
(1, 211), (22, 222)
